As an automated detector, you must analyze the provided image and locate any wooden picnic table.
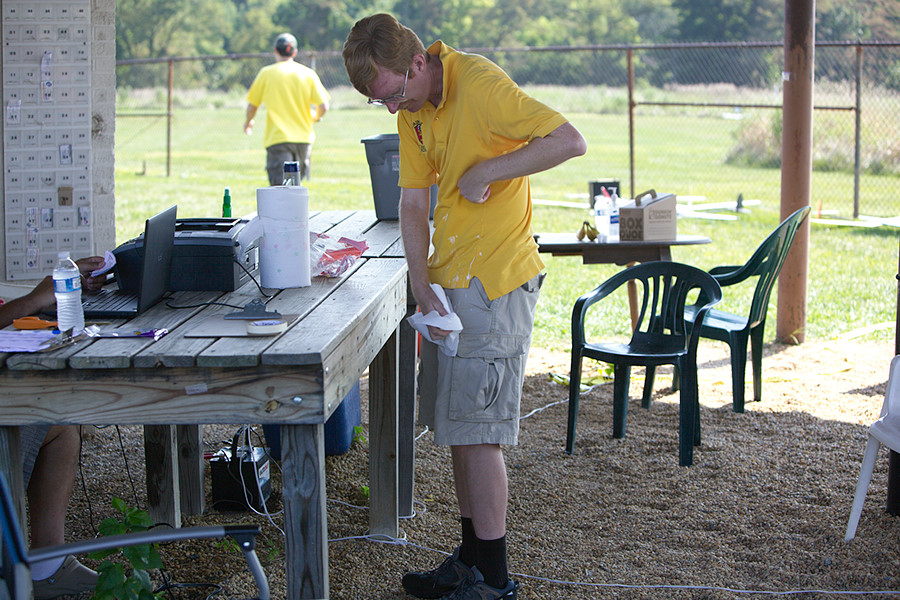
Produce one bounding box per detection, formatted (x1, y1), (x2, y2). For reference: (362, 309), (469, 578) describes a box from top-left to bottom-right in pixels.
(0, 209), (416, 600)
(534, 232), (711, 265)
(535, 232), (712, 327)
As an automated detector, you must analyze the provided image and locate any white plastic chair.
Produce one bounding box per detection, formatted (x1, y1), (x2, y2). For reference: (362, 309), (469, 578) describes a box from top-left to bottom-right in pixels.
(845, 354), (900, 541)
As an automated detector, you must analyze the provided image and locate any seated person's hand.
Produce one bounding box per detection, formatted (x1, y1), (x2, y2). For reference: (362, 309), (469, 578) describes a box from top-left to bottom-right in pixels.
(0, 255), (110, 328)
(76, 256), (109, 293)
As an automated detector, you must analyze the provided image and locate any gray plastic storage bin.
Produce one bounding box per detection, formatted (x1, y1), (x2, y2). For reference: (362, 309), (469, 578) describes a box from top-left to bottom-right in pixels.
(361, 133), (437, 220)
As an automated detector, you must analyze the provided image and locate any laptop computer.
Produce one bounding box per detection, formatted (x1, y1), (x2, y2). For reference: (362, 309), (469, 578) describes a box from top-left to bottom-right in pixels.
(82, 205), (177, 318)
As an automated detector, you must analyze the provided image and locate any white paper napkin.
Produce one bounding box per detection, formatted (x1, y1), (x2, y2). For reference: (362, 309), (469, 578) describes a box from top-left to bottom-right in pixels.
(90, 250), (117, 277)
(407, 284), (464, 357)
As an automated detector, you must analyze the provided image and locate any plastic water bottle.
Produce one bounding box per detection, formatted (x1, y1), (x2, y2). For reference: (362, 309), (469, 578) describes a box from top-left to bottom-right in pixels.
(593, 196), (610, 242)
(283, 161), (300, 186)
(608, 193), (620, 242)
(52, 251), (84, 333)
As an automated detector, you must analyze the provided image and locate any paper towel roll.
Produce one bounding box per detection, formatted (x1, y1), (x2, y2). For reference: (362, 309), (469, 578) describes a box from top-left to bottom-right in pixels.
(257, 186), (310, 288)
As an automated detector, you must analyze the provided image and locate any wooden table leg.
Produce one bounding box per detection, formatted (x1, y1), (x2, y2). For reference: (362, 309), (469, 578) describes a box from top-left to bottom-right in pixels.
(177, 425), (204, 516)
(398, 308), (417, 518)
(626, 262), (639, 330)
(369, 326), (399, 537)
(282, 423), (328, 599)
(145, 425), (181, 527)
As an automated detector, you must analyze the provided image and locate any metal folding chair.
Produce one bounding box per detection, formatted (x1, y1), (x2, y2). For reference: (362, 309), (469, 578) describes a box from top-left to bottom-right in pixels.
(0, 470), (270, 600)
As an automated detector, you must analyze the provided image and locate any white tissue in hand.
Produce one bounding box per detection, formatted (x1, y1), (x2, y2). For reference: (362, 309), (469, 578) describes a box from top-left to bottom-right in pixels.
(407, 284), (463, 357)
(90, 250), (116, 277)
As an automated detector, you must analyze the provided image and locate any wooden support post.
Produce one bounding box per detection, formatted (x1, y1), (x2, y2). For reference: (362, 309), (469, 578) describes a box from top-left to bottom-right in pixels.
(369, 327), (399, 537)
(776, 0), (814, 344)
(398, 298), (417, 518)
(177, 425), (204, 515)
(281, 423), (328, 599)
(144, 425), (181, 527)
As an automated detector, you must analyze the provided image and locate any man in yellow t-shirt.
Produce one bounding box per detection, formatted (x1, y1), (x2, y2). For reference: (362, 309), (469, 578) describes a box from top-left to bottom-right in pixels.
(344, 14), (586, 600)
(244, 33), (330, 185)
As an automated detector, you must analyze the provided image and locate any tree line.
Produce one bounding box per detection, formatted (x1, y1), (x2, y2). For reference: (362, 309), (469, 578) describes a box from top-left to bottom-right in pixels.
(116, 0), (898, 60)
(115, 0), (900, 91)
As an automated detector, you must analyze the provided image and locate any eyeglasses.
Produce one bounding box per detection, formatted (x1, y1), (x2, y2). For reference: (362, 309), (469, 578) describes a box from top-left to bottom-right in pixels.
(368, 69), (409, 106)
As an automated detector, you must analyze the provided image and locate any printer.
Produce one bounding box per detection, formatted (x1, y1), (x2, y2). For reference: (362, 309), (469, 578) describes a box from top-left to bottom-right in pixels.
(114, 215), (262, 293)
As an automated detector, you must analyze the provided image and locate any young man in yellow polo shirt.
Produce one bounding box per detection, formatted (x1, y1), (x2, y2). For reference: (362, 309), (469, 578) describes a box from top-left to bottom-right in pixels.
(244, 33), (330, 185)
(344, 14), (586, 600)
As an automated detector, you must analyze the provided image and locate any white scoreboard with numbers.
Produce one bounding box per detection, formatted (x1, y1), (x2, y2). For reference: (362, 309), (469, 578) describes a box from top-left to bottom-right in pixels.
(2, 0), (92, 280)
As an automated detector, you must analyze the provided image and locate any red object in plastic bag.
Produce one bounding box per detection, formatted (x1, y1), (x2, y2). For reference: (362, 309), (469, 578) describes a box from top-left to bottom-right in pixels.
(310, 233), (369, 278)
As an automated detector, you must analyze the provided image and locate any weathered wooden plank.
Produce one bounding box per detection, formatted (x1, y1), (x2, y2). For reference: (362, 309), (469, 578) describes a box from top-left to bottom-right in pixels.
(131, 288), (260, 368)
(308, 210), (353, 232)
(368, 328), (399, 538)
(0, 367), (325, 425)
(6, 331), (98, 370)
(195, 266), (360, 369)
(65, 291), (215, 370)
(281, 423), (328, 599)
(316, 265), (405, 417)
(361, 220), (402, 257)
(263, 258), (407, 366)
(398, 314), (417, 518)
(145, 425), (181, 527)
(315, 210), (378, 243)
(177, 425), (204, 515)
(382, 236), (406, 258)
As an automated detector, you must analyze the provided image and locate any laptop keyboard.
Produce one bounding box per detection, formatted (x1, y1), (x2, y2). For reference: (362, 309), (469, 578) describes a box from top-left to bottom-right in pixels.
(83, 289), (138, 311)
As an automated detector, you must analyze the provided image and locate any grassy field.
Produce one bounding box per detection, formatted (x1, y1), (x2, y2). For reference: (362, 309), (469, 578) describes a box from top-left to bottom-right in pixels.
(114, 104), (898, 351)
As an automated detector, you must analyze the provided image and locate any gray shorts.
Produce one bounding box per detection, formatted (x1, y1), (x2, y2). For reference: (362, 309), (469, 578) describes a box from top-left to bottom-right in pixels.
(266, 142), (311, 185)
(21, 425), (49, 490)
(418, 274), (543, 446)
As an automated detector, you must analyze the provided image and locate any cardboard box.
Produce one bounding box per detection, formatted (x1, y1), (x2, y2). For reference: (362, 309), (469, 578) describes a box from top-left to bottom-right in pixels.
(619, 191), (677, 241)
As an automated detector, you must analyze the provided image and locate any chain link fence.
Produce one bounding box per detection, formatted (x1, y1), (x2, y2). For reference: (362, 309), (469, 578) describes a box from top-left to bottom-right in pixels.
(116, 41), (900, 220)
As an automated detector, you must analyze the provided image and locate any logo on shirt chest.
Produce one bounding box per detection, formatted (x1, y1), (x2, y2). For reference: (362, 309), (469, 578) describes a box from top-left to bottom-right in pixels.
(412, 120), (427, 153)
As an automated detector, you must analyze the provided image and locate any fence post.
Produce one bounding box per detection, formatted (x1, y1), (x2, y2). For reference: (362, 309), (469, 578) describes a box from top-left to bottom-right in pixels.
(167, 59), (173, 177)
(853, 43), (862, 219)
(627, 47), (635, 199)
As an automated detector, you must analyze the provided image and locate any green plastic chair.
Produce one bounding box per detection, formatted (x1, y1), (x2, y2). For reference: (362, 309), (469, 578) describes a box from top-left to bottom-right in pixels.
(676, 206), (811, 413)
(567, 261), (722, 466)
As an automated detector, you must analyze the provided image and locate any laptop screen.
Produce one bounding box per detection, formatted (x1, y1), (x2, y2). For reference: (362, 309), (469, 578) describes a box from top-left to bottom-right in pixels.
(136, 205), (177, 311)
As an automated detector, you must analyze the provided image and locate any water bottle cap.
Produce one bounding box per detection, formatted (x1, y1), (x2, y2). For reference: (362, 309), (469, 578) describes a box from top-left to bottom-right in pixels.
(57, 251), (69, 259)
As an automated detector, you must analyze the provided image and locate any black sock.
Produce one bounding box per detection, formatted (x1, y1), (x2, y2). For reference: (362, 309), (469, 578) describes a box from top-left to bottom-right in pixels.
(476, 534), (508, 590)
(458, 517), (477, 568)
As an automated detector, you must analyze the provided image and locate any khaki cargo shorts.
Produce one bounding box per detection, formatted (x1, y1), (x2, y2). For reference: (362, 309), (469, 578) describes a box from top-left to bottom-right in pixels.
(418, 274), (544, 446)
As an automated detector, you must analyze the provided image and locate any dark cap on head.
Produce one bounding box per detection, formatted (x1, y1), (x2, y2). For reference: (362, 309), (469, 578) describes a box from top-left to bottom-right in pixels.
(274, 33), (298, 56)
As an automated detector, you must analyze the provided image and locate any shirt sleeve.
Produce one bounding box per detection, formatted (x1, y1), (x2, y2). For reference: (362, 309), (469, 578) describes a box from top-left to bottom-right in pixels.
(483, 74), (568, 143)
(398, 113), (437, 189)
(246, 70), (265, 107)
(310, 73), (330, 105)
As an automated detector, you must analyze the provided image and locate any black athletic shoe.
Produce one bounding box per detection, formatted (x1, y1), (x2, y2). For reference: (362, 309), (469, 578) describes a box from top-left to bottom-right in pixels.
(440, 566), (518, 600)
(402, 548), (475, 599)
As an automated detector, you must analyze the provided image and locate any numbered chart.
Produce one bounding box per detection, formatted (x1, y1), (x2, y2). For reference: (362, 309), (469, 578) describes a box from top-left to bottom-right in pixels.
(3, 0), (92, 279)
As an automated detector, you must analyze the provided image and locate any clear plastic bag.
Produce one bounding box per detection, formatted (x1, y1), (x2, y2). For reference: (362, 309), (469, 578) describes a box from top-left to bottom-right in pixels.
(309, 233), (369, 278)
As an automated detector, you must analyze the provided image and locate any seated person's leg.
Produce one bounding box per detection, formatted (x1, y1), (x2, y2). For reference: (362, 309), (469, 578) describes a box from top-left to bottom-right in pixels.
(25, 425), (98, 599)
(28, 425), (79, 548)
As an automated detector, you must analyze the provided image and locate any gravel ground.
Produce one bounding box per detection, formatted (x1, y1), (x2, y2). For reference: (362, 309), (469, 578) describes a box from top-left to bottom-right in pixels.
(63, 336), (900, 599)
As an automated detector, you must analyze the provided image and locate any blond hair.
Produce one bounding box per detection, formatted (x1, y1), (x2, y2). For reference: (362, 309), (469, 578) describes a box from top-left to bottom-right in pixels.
(342, 13), (427, 96)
